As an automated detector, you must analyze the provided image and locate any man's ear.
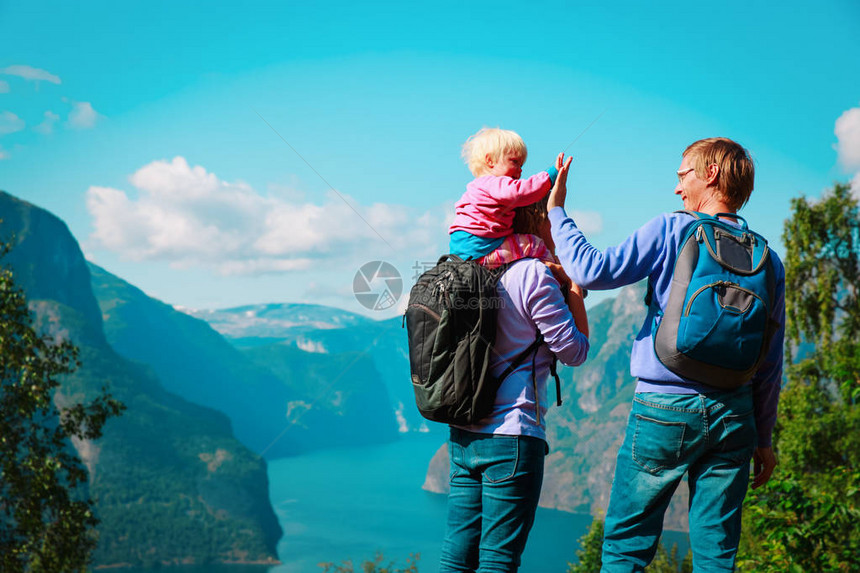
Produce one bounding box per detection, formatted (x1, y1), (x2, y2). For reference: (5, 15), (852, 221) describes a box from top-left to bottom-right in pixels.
(705, 163), (719, 186)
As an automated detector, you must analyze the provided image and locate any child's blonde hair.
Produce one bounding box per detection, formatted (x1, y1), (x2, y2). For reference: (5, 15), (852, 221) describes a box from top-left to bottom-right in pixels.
(461, 127), (528, 177)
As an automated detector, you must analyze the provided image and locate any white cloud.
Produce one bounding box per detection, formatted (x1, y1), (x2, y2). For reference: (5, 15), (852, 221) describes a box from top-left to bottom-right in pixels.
(67, 101), (101, 129)
(835, 104), (860, 199)
(0, 111), (25, 135)
(570, 210), (604, 234)
(0, 65), (61, 84)
(0, 80), (9, 93)
(34, 110), (60, 134)
(835, 105), (860, 171)
(86, 157), (447, 276)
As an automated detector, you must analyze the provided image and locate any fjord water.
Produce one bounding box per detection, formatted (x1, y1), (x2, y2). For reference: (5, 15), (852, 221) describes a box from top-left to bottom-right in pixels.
(128, 432), (688, 572)
(265, 432), (599, 573)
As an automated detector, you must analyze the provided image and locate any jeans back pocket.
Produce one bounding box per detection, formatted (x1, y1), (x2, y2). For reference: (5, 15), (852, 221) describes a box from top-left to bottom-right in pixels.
(718, 411), (756, 466)
(632, 414), (687, 474)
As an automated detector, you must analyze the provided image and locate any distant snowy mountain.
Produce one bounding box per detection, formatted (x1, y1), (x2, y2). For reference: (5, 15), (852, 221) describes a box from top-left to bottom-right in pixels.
(182, 303), (372, 341)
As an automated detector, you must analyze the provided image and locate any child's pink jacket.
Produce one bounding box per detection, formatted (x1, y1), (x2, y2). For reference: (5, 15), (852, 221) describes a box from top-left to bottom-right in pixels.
(449, 172), (553, 238)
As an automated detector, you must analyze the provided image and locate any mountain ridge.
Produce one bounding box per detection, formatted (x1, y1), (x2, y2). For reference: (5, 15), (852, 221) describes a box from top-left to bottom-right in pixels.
(90, 264), (401, 456)
(0, 190), (282, 567)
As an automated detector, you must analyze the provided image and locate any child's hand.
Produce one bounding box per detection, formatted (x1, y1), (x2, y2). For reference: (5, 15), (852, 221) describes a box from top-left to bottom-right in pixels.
(555, 152), (565, 171)
(547, 155), (573, 211)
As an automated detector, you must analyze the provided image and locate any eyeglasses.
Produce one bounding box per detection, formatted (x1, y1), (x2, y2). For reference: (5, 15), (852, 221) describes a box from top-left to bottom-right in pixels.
(676, 168), (695, 184)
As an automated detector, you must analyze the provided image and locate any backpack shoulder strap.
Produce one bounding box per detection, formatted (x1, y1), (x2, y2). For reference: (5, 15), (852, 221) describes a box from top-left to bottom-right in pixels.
(497, 333), (544, 383)
(438, 253), (464, 264)
(550, 355), (562, 407)
(675, 209), (704, 219)
(497, 332), (563, 411)
(645, 211), (702, 312)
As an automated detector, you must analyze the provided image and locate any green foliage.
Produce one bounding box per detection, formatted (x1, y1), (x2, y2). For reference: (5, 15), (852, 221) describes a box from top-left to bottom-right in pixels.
(567, 516), (691, 573)
(739, 470), (860, 572)
(773, 374), (860, 476)
(645, 543), (692, 573)
(782, 182), (860, 402)
(319, 552), (420, 573)
(568, 516), (603, 573)
(737, 183), (860, 571)
(0, 250), (124, 572)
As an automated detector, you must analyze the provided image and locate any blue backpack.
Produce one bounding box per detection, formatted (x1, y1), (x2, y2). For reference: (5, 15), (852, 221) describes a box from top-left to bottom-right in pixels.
(649, 211), (779, 389)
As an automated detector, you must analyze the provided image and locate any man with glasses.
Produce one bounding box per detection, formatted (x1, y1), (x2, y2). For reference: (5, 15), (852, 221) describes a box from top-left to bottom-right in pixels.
(547, 138), (784, 571)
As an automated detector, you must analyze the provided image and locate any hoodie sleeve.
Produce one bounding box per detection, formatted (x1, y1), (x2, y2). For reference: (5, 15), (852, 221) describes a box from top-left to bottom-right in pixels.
(549, 207), (670, 290)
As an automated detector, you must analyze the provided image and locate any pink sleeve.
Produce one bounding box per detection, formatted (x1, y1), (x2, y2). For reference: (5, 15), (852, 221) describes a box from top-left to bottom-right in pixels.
(482, 172), (553, 208)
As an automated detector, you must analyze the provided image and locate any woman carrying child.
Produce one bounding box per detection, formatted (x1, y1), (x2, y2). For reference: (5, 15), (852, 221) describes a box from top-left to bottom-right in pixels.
(439, 129), (588, 573)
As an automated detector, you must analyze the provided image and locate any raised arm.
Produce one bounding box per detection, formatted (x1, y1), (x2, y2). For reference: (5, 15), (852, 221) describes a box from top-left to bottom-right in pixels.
(481, 156), (562, 208)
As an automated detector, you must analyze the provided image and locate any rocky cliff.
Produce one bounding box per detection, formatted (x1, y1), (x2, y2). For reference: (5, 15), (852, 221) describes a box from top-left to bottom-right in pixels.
(0, 190), (282, 567)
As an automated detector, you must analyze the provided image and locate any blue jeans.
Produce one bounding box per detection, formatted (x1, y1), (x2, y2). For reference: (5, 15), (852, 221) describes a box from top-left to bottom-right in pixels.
(439, 428), (547, 573)
(601, 388), (756, 572)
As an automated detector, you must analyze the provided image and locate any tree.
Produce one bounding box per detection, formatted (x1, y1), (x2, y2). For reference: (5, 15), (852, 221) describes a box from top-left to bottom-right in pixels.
(568, 516), (603, 573)
(737, 183), (860, 571)
(0, 247), (124, 572)
(319, 552), (420, 573)
(568, 516), (691, 573)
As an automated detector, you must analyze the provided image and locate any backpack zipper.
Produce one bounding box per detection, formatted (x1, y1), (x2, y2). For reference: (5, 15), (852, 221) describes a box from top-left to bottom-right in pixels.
(408, 303), (440, 321)
(683, 281), (764, 317)
(436, 277), (452, 308)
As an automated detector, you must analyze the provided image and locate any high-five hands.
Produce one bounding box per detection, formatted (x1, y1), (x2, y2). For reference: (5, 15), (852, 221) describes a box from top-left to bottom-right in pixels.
(547, 154), (573, 211)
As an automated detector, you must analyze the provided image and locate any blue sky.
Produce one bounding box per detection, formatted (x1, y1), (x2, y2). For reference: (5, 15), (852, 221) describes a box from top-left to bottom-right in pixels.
(1, 0), (859, 317)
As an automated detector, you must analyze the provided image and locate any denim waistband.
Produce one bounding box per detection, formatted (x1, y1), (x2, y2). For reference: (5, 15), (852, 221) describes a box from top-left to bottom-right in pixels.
(633, 386), (753, 414)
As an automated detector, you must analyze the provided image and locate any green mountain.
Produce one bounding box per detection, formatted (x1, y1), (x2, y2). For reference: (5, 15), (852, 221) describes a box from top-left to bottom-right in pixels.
(241, 342), (401, 449)
(185, 305), (431, 435)
(0, 191), (281, 567)
(89, 270), (400, 456)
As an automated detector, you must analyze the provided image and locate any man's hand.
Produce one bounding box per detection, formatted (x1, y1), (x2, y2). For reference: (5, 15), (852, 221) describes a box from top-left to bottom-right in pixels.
(752, 446), (776, 489)
(547, 155), (573, 211)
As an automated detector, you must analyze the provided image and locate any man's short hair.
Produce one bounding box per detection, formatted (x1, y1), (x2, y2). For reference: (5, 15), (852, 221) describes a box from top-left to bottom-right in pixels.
(683, 138), (755, 211)
(462, 127), (528, 177)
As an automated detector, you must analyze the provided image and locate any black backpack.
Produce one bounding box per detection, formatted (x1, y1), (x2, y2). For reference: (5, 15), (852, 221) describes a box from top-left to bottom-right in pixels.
(404, 255), (559, 425)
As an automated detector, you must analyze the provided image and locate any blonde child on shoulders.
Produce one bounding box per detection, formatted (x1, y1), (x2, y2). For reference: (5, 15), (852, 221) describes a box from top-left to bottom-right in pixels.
(449, 127), (564, 268)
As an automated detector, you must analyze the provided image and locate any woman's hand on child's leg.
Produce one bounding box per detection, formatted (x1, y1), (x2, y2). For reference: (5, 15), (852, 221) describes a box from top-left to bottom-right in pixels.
(545, 261), (572, 290)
